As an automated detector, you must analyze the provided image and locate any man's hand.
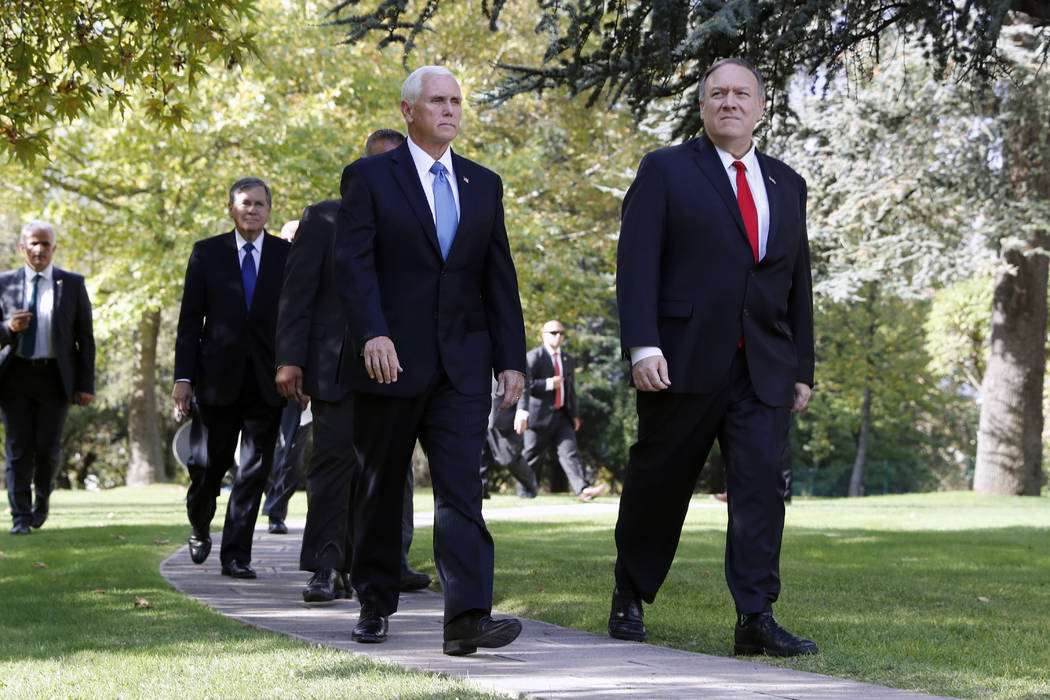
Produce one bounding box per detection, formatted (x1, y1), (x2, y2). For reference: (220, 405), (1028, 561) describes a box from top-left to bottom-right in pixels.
(496, 370), (525, 410)
(792, 382), (811, 413)
(632, 355), (671, 392)
(363, 336), (403, 384)
(73, 392), (93, 406)
(551, 375), (565, 389)
(172, 381), (193, 420)
(573, 417), (581, 432)
(514, 414), (528, 435)
(276, 365), (309, 409)
(6, 310), (32, 333)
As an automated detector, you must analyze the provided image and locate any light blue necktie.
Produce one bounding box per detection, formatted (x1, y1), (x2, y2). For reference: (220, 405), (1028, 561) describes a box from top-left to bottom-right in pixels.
(430, 162), (458, 260)
(20, 273), (41, 357)
(241, 242), (257, 310)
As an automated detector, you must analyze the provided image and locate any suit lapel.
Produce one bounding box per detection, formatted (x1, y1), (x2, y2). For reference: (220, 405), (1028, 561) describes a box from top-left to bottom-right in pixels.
(448, 152), (474, 262)
(692, 134), (751, 251)
(756, 151), (782, 252)
(390, 142), (442, 259)
(52, 268), (65, 311)
(223, 231), (248, 309)
(255, 231), (282, 304)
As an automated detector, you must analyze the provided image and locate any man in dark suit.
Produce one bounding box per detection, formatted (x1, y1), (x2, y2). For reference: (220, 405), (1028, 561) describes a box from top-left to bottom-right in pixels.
(334, 66), (527, 655)
(480, 377), (538, 498)
(173, 177), (290, 579)
(611, 58), (817, 657)
(517, 320), (607, 501)
(274, 129), (430, 603)
(0, 221), (94, 535)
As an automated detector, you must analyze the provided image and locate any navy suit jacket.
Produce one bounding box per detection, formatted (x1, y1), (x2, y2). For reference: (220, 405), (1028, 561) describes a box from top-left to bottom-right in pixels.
(0, 266), (95, 400)
(334, 141), (526, 397)
(275, 200), (352, 403)
(518, 346), (578, 429)
(174, 230), (290, 407)
(616, 133), (814, 407)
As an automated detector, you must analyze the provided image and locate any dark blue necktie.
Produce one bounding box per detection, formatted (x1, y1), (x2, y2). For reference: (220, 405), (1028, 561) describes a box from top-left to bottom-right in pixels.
(241, 242), (257, 310)
(20, 273), (41, 358)
(430, 162), (458, 259)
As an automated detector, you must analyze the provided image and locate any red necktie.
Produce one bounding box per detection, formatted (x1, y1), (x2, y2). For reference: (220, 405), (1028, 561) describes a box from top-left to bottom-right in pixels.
(733, 161), (759, 262)
(553, 352), (563, 410)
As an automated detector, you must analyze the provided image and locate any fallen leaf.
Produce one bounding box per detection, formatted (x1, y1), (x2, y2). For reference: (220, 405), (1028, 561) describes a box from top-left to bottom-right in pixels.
(91, 590), (106, 595)
(31, 561), (47, 568)
(154, 539), (170, 545)
(529, 569), (538, 574)
(242, 623), (257, 629)
(110, 534), (126, 541)
(701, 570), (710, 577)
(978, 596), (990, 603)
(134, 597), (153, 608)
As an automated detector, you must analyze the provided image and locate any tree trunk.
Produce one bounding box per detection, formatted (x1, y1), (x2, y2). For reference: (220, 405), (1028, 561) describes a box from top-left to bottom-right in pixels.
(974, 237), (1048, 495)
(848, 385), (872, 497)
(126, 309), (165, 486)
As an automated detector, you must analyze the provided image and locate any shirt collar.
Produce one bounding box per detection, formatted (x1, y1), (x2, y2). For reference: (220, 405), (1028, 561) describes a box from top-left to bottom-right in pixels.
(407, 136), (455, 179)
(234, 229), (264, 252)
(544, 343), (560, 357)
(713, 141), (759, 175)
(24, 263), (53, 281)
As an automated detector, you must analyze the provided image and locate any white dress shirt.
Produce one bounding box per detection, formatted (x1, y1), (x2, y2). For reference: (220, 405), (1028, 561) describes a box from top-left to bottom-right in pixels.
(630, 141), (771, 366)
(235, 228), (264, 268)
(406, 136), (461, 222)
(22, 263), (55, 359)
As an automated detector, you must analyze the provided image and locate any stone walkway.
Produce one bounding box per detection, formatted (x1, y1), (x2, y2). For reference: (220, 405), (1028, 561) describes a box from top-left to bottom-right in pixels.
(160, 504), (953, 699)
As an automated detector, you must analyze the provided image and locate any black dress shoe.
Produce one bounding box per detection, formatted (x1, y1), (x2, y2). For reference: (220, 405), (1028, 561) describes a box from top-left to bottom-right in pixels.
(339, 571), (353, 599)
(608, 587), (647, 641)
(399, 568), (432, 591)
(443, 611), (522, 656)
(734, 611), (818, 657)
(352, 605), (388, 643)
(268, 519), (288, 534)
(188, 533), (211, 564)
(303, 567), (347, 602)
(30, 505), (48, 529)
(9, 522), (31, 535)
(221, 560), (257, 579)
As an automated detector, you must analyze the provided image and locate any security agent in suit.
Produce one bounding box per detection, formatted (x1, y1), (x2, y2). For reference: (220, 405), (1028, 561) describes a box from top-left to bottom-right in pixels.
(516, 320), (607, 501)
(335, 66), (527, 654)
(480, 377), (538, 498)
(0, 221), (94, 535)
(273, 129), (431, 603)
(611, 58), (817, 657)
(172, 178), (291, 579)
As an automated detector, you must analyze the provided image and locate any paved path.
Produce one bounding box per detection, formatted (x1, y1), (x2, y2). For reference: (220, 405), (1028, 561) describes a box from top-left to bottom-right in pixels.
(160, 505), (952, 699)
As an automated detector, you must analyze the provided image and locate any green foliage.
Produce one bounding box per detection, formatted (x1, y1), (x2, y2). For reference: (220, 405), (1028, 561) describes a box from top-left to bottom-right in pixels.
(1, 0), (260, 163)
(924, 276), (995, 391)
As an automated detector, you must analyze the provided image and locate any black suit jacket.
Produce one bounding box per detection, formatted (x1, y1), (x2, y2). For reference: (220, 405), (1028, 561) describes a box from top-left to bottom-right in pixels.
(275, 200), (352, 403)
(0, 266), (95, 400)
(518, 345), (578, 429)
(616, 134), (814, 408)
(174, 230), (290, 407)
(334, 141), (526, 396)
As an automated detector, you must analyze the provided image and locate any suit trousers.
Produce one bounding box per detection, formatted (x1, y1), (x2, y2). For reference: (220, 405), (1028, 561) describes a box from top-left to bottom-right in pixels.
(300, 394), (356, 572)
(482, 426), (539, 497)
(614, 349), (791, 616)
(352, 371), (492, 623)
(263, 399), (309, 522)
(187, 366), (282, 566)
(0, 359), (69, 526)
(522, 409), (588, 495)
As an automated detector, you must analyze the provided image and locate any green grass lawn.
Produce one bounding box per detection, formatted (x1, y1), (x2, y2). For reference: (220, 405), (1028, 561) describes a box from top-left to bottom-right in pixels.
(2, 487), (1048, 698)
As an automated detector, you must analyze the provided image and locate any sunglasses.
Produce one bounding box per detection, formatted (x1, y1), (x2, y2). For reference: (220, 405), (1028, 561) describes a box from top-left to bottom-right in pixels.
(545, 330), (564, 336)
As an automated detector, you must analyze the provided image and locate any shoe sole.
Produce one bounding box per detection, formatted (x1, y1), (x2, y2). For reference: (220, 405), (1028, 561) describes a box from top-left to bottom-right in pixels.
(351, 633), (387, 643)
(302, 590), (336, 603)
(734, 643), (818, 657)
(608, 625), (647, 642)
(443, 620), (523, 656)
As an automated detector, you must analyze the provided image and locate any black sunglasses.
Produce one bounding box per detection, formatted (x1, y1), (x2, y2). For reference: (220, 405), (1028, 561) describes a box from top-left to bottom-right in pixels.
(545, 330), (564, 336)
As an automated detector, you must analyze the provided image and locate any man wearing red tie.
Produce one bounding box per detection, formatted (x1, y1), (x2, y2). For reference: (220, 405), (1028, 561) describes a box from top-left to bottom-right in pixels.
(611, 58), (817, 656)
(516, 320), (606, 501)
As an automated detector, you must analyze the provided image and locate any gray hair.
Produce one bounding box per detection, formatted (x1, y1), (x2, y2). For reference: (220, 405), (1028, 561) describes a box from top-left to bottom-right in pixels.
(21, 220), (56, 244)
(228, 177), (272, 206)
(699, 58), (765, 102)
(401, 66), (457, 104)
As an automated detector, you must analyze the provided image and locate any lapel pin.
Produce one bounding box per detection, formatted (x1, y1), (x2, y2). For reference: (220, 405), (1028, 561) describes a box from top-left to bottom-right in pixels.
(462, 176), (469, 184)
(768, 176), (777, 185)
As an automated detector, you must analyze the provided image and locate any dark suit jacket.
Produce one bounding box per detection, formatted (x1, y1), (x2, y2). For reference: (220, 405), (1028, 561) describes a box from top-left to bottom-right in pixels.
(275, 200), (352, 403)
(616, 133), (814, 408)
(334, 141), (526, 396)
(518, 345), (578, 429)
(174, 230), (290, 407)
(0, 266), (95, 401)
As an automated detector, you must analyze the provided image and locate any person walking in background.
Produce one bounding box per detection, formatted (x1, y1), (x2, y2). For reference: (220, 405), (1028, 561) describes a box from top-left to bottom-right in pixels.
(172, 178), (290, 579)
(274, 129), (430, 603)
(480, 377), (539, 499)
(517, 320), (607, 501)
(0, 221), (94, 535)
(334, 66), (527, 654)
(611, 58), (817, 657)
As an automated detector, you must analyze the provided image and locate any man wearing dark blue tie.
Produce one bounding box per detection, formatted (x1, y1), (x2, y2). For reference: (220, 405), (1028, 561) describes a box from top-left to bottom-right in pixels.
(611, 58), (817, 656)
(172, 178), (290, 578)
(334, 66), (527, 654)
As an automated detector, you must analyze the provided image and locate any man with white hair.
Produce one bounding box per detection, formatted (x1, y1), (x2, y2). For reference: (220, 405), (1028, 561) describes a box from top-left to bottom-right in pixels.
(0, 221), (95, 535)
(334, 66), (527, 654)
